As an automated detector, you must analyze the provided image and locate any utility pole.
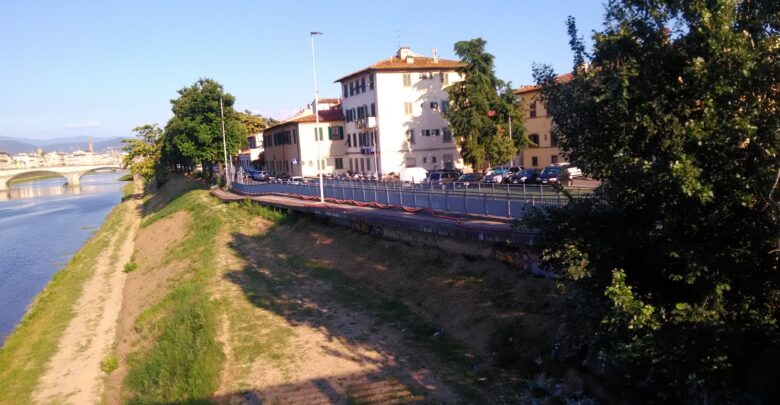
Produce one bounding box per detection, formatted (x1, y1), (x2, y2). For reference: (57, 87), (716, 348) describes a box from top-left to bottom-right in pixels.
(310, 31), (325, 202)
(509, 114), (513, 166)
(220, 97), (230, 187)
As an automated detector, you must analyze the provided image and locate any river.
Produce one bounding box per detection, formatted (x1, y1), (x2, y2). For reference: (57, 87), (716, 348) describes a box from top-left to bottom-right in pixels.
(0, 172), (127, 346)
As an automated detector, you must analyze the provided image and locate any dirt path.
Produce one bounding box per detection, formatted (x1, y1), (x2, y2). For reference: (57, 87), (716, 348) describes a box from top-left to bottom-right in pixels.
(33, 182), (141, 405)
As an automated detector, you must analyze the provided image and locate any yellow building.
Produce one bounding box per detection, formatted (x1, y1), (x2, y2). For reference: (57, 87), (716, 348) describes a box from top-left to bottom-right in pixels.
(514, 73), (572, 168)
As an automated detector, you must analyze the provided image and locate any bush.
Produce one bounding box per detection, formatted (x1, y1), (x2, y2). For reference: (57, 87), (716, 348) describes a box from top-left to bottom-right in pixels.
(101, 355), (119, 373)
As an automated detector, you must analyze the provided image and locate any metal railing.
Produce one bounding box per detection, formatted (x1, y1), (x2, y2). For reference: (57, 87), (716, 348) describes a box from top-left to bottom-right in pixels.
(232, 179), (594, 219)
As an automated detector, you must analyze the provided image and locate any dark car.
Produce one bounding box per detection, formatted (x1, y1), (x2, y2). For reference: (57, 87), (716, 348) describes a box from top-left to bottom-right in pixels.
(508, 168), (540, 184)
(536, 166), (570, 185)
(455, 173), (484, 187)
(426, 171), (459, 185)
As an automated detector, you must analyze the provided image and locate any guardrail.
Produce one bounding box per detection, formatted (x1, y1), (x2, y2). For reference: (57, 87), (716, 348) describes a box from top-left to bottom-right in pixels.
(232, 180), (593, 219)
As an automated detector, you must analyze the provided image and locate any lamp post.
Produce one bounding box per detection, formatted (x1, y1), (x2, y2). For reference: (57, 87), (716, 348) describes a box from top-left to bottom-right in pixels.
(310, 31), (325, 203)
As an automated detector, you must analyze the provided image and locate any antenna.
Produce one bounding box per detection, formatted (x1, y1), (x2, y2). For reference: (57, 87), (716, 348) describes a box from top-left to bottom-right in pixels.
(394, 29), (407, 50)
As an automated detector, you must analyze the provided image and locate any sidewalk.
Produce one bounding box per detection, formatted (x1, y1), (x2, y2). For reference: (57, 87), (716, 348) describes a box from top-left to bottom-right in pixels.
(210, 188), (536, 246)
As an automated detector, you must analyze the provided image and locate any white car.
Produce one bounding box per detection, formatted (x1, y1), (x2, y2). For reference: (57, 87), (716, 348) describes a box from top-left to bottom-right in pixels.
(553, 162), (582, 178)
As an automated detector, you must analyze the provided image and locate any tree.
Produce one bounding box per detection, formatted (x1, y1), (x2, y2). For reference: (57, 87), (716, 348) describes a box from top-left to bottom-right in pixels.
(236, 110), (277, 135)
(163, 78), (246, 175)
(122, 124), (163, 182)
(529, 0), (779, 400)
(445, 38), (525, 171)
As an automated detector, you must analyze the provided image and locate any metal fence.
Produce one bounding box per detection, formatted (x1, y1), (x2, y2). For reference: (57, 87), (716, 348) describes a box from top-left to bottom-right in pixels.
(232, 180), (594, 219)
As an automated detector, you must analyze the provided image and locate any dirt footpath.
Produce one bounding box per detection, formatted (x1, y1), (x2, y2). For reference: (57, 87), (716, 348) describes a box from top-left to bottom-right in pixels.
(33, 181), (141, 405)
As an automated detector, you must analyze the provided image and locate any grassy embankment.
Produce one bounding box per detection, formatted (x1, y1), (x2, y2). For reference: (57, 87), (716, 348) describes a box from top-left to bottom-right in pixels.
(0, 183), (136, 404)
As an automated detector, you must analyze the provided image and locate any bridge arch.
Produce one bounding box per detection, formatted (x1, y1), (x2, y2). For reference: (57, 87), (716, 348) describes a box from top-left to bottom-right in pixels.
(1, 170), (71, 190)
(0, 164), (122, 191)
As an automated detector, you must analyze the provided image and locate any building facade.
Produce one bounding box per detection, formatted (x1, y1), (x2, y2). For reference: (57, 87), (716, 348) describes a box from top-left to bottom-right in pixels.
(514, 73), (572, 168)
(238, 133), (264, 170)
(336, 47), (465, 176)
(262, 100), (345, 177)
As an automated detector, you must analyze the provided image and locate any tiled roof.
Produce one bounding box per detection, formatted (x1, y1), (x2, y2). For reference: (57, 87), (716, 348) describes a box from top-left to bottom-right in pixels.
(336, 55), (463, 82)
(318, 98), (341, 104)
(515, 73), (574, 94)
(263, 109), (344, 132)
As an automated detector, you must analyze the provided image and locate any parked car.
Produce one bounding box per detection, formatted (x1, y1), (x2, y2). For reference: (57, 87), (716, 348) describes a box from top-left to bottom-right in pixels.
(250, 170), (269, 181)
(553, 162), (583, 178)
(455, 173), (484, 187)
(287, 176), (304, 184)
(399, 167), (428, 183)
(508, 168), (541, 184)
(482, 168), (510, 184)
(507, 166), (523, 175)
(426, 170), (459, 185)
(537, 166), (571, 185)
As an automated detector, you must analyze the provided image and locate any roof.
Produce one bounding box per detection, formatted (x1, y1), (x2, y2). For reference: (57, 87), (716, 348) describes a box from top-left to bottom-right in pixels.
(515, 73), (573, 95)
(335, 55), (463, 83)
(263, 109), (345, 132)
(317, 98), (341, 105)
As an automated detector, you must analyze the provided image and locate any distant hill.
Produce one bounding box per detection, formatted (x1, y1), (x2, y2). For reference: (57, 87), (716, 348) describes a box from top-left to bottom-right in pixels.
(0, 136), (125, 154)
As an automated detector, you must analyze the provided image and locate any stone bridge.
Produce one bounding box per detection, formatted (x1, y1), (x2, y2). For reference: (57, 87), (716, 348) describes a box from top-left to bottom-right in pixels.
(0, 165), (123, 191)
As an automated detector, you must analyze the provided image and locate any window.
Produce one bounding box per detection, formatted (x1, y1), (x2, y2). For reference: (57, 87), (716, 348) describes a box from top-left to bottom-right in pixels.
(405, 157), (417, 167)
(350, 82), (355, 96)
(432, 156), (437, 163)
(342, 84), (348, 98)
(531, 156), (538, 167)
(550, 133), (558, 147)
(369, 74), (374, 90)
(248, 137), (257, 149)
(346, 135), (351, 147)
(366, 158), (371, 171)
(360, 159), (365, 172)
(352, 133), (357, 146)
(422, 129), (431, 136)
(430, 102), (439, 111)
(308, 160), (313, 167)
(433, 129), (440, 136)
(423, 157), (427, 164)
(440, 100), (448, 113)
(440, 72), (448, 85)
(349, 159), (353, 171)
(443, 128), (452, 143)
(328, 126), (344, 140)
(360, 77), (366, 92)
(407, 129), (415, 144)
(529, 133), (540, 148)
(370, 103), (376, 117)
(403, 73), (411, 87)
(404, 102), (413, 115)
(529, 100), (537, 118)
(551, 155), (559, 164)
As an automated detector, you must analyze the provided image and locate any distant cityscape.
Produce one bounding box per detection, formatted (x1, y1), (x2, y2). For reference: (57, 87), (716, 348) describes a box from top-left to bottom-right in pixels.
(0, 139), (125, 170)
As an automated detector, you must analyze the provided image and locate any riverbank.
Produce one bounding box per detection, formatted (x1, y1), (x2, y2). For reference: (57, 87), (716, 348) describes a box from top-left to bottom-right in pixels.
(0, 177), (140, 404)
(0, 174), (585, 403)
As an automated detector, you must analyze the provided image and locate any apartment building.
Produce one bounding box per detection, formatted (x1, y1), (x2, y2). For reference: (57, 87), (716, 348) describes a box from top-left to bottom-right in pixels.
(335, 47), (465, 176)
(238, 133), (263, 170)
(514, 73), (573, 168)
(262, 99), (345, 177)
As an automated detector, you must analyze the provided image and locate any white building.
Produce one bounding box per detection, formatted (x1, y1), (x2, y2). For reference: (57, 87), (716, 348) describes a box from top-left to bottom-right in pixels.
(238, 132), (264, 170)
(262, 99), (345, 177)
(335, 47), (465, 176)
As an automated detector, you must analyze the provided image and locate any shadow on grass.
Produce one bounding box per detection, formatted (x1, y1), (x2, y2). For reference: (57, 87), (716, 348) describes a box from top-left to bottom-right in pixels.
(217, 222), (492, 403)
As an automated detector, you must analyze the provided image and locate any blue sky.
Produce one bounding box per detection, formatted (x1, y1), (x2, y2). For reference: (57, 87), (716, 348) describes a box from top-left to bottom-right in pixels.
(0, 0), (606, 140)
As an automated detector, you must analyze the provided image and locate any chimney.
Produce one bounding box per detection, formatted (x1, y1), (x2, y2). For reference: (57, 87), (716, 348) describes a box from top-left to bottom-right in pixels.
(432, 49), (439, 63)
(397, 46), (411, 59)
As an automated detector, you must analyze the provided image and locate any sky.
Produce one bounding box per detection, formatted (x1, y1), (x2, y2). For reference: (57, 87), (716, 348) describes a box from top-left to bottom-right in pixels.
(0, 0), (607, 140)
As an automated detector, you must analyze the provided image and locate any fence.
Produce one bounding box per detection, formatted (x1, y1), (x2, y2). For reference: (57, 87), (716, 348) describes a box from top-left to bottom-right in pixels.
(232, 180), (593, 219)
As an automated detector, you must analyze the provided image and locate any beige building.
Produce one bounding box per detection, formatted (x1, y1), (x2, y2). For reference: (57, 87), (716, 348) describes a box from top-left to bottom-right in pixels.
(514, 73), (572, 168)
(262, 99), (345, 176)
(336, 47), (466, 175)
(238, 133), (263, 170)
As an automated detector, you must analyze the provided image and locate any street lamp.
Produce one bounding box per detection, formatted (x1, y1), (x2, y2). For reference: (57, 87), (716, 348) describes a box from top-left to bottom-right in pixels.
(310, 31), (325, 203)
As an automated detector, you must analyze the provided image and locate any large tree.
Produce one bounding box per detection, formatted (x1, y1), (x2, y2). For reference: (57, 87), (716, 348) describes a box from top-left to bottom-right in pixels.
(529, 0), (779, 400)
(163, 78), (246, 174)
(122, 124), (163, 182)
(445, 38), (525, 171)
(236, 110), (277, 135)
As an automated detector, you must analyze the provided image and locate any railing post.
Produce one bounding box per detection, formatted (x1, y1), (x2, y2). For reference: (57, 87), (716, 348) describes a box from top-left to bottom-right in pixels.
(385, 182), (390, 204)
(523, 182), (526, 199)
(484, 194), (488, 215)
(445, 187), (449, 211)
(464, 186), (468, 215)
(506, 184), (511, 217)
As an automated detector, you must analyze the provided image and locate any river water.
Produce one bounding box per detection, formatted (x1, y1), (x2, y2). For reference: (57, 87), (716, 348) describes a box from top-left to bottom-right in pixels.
(0, 172), (126, 345)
